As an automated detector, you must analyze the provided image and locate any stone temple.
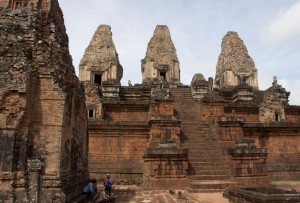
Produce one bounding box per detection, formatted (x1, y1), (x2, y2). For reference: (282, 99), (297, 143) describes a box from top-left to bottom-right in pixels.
(1, 0), (300, 202)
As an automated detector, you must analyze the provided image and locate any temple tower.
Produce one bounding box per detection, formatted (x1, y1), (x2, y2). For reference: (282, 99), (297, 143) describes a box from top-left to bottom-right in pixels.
(215, 32), (258, 90)
(79, 25), (123, 86)
(142, 25), (181, 86)
(0, 0), (88, 202)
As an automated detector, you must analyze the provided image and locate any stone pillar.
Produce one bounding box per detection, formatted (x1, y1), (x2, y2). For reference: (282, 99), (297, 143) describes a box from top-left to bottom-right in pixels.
(27, 158), (44, 203)
(143, 148), (189, 189)
(232, 83), (254, 102)
(192, 84), (209, 100)
(228, 140), (269, 187)
(143, 99), (189, 189)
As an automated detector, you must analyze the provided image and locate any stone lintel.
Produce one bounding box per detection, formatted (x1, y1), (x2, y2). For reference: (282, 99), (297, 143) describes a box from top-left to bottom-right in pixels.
(230, 150), (268, 156)
(229, 147), (268, 157)
(229, 139), (268, 155)
(218, 117), (245, 125)
(149, 115), (180, 122)
(143, 148), (188, 157)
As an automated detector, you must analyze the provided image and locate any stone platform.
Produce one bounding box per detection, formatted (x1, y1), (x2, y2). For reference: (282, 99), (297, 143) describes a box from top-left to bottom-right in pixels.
(98, 182), (300, 203)
(223, 186), (300, 203)
(95, 185), (229, 203)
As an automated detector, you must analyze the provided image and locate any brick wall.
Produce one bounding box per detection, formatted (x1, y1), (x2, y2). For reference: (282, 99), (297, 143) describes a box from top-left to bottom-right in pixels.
(88, 130), (148, 184)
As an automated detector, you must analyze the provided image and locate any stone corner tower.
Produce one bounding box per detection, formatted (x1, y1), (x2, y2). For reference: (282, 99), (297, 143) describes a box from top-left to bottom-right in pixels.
(79, 24), (123, 85)
(142, 25), (181, 86)
(0, 0), (89, 202)
(215, 31), (259, 90)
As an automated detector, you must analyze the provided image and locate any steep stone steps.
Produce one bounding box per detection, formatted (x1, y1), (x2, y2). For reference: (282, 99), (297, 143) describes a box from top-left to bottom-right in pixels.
(170, 87), (231, 192)
(186, 180), (233, 193)
(191, 169), (230, 175)
(189, 175), (230, 181)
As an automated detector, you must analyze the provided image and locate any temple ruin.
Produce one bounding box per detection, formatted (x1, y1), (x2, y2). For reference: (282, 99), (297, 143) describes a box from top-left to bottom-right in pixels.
(1, 0), (300, 202)
(0, 0), (88, 202)
(81, 23), (300, 191)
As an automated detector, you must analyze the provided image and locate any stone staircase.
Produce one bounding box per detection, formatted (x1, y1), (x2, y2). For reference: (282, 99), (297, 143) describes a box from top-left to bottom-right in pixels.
(171, 86), (232, 192)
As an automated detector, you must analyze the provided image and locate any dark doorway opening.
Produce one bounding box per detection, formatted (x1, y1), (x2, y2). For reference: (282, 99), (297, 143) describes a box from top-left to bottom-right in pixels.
(94, 74), (102, 85)
(14, 0), (23, 9)
(88, 109), (94, 118)
(160, 72), (166, 80)
(275, 113), (280, 122)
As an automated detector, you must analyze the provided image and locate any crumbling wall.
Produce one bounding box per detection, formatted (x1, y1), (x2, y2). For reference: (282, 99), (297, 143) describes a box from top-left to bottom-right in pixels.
(83, 82), (103, 119)
(259, 83), (288, 123)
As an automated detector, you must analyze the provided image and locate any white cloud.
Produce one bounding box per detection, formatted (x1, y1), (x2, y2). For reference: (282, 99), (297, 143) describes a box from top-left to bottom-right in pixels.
(262, 0), (300, 44)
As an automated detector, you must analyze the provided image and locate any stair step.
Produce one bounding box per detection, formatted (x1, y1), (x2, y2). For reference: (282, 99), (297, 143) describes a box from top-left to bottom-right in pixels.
(188, 175), (230, 181)
(171, 88), (232, 191)
(186, 180), (232, 192)
(189, 162), (229, 167)
(190, 171), (229, 175)
(190, 181), (231, 189)
(186, 188), (226, 193)
(189, 164), (229, 169)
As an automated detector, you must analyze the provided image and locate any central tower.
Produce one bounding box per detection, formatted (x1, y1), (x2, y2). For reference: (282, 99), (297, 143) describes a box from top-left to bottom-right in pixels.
(141, 25), (181, 86)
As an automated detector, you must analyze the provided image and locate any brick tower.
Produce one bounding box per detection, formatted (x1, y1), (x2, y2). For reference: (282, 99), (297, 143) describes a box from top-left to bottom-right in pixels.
(214, 32), (259, 90)
(0, 0), (89, 202)
(79, 24), (123, 86)
(142, 25), (181, 87)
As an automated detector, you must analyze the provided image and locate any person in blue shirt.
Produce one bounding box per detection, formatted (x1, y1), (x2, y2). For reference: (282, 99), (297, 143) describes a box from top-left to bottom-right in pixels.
(83, 179), (97, 200)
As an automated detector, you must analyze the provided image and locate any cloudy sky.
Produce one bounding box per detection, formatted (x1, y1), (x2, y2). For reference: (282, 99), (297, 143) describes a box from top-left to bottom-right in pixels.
(59, 0), (300, 105)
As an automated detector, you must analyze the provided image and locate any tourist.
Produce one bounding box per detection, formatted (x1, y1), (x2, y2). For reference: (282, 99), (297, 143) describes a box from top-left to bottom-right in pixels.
(95, 187), (113, 203)
(104, 174), (113, 196)
(82, 179), (97, 200)
(92, 179), (98, 194)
